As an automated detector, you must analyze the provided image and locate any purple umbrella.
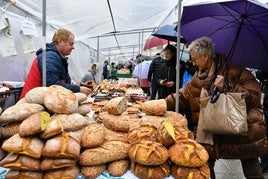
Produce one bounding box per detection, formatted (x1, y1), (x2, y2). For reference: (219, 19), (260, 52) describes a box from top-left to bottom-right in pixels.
(181, 0), (268, 71)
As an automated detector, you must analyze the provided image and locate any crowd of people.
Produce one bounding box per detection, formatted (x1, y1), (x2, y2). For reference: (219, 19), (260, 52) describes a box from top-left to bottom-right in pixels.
(19, 28), (268, 179)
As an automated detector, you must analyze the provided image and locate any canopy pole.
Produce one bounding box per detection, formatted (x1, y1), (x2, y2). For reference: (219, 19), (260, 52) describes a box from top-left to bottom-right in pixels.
(97, 36), (100, 62)
(175, 0), (182, 112)
(42, 0), (46, 86)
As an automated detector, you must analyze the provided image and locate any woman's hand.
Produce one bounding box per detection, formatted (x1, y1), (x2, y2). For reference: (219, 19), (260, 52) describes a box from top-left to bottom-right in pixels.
(80, 86), (92, 96)
(214, 75), (225, 91)
(166, 81), (174, 87)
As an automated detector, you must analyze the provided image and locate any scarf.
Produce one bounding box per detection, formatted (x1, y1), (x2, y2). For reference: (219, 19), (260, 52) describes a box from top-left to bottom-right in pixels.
(197, 62), (217, 95)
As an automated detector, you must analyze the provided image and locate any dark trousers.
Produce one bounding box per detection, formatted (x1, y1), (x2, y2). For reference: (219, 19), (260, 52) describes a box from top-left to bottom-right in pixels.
(150, 82), (161, 100)
(209, 158), (264, 179)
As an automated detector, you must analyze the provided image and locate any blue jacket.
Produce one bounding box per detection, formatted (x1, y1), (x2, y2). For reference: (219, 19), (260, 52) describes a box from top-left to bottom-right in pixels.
(36, 43), (80, 92)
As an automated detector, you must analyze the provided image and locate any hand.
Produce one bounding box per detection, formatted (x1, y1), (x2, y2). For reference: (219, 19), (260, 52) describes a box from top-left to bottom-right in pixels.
(80, 86), (92, 96)
(166, 81), (174, 87)
(214, 75), (225, 91)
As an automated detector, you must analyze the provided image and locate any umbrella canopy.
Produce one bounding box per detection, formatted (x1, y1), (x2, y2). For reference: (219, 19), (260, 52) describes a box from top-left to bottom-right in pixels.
(152, 24), (187, 43)
(181, 0), (268, 71)
(143, 36), (169, 50)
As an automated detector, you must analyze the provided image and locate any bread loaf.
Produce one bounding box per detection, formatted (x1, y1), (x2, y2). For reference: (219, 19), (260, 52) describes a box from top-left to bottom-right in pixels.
(40, 158), (76, 170)
(75, 104), (91, 115)
(1, 122), (21, 139)
(19, 111), (51, 137)
(1, 133), (44, 159)
(141, 99), (166, 116)
(107, 159), (129, 177)
(128, 140), (169, 165)
(164, 111), (188, 128)
(102, 97), (128, 114)
(169, 139), (209, 167)
(140, 115), (164, 129)
(41, 113), (89, 139)
(81, 164), (106, 179)
(5, 170), (43, 179)
(128, 125), (158, 144)
(0, 153), (40, 170)
(44, 85), (78, 114)
(74, 92), (87, 104)
(104, 126), (128, 143)
(171, 163), (210, 179)
(82, 123), (105, 148)
(131, 161), (170, 179)
(79, 141), (130, 166)
(42, 132), (81, 159)
(43, 166), (79, 179)
(25, 86), (49, 104)
(0, 103), (44, 124)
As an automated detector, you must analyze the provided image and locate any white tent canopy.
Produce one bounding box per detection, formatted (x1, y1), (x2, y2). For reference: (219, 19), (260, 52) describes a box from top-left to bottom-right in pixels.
(0, 0), (180, 83)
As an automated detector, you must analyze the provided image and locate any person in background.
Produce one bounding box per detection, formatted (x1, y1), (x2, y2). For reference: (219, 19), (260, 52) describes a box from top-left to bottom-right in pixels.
(102, 60), (109, 80)
(81, 64), (98, 84)
(157, 44), (185, 99)
(256, 70), (268, 173)
(20, 28), (92, 98)
(147, 52), (165, 99)
(165, 36), (268, 179)
(109, 62), (117, 79)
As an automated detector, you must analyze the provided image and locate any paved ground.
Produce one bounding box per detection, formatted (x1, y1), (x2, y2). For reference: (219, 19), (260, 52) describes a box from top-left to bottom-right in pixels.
(215, 159), (268, 179)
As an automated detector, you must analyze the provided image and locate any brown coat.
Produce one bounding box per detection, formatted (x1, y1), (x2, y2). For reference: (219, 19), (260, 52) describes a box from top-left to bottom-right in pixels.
(166, 55), (268, 159)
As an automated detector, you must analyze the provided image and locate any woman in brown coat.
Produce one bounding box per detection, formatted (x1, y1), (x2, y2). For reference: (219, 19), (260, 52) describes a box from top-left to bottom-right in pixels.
(166, 37), (268, 179)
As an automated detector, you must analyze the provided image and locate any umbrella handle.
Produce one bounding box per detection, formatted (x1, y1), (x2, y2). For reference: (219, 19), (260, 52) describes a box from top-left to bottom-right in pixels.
(210, 87), (221, 103)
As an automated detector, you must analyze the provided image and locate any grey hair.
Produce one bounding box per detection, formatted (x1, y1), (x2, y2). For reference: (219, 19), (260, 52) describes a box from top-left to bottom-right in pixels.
(188, 37), (215, 58)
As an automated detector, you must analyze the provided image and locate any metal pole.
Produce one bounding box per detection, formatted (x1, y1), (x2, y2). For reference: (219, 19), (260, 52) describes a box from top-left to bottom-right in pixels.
(97, 36), (100, 62)
(42, 0), (46, 86)
(175, 0), (182, 112)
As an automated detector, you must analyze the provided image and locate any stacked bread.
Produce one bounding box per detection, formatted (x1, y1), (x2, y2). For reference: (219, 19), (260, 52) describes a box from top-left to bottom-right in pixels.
(128, 99), (210, 179)
(0, 85), (93, 179)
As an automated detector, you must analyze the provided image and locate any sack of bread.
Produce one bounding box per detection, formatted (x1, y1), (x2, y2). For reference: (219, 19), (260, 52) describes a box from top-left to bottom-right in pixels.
(128, 140), (169, 165)
(40, 158), (76, 170)
(107, 159), (129, 177)
(1, 133), (44, 159)
(128, 125), (158, 144)
(81, 164), (106, 179)
(43, 166), (79, 179)
(5, 170), (43, 179)
(0, 103), (44, 124)
(0, 153), (40, 170)
(81, 123), (105, 148)
(1, 122), (21, 139)
(44, 85), (78, 114)
(131, 161), (170, 179)
(102, 97), (128, 115)
(42, 131), (81, 159)
(19, 111), (51, 137)
(41, 113), (89, 139)
(169, 139), (209, 167)
(25, 86), (49, 105)
(141, 99), (166, 116)
(171, 163), (210, 179)
(79, 141), (130, 166)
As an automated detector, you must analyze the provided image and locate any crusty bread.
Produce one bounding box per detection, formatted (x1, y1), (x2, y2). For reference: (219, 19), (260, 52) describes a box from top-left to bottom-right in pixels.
(169, 139), (209, 167)
(1, 122), (21, 139)
(131, 161), (170, 179)
(5, 170), (43, 179)
(140, 115), (164, 129)
(107, 159), (129, 177)
(0, 153), (40, 170)
(128, 125), (158, 144)
(82, 123), (105, 148)
(19, 111), (51, 137)
(1, 133), (44, 159)
(44, 85), (78, 114)
(128, 140), (169, 165)
(75, 104), (91, 115)
(102, 97), (128, 114)
(40, 158), (76, 170)
(141, 99), (166, 116)
(25, 86), (49, 105)
(79, 141), (130, 166)
(43, 166), (79, 179)
(104, 126), (128, 143)
(0, 103), (44, 124)
(171, 163), (210, 179)
(74, 92), (87, 104)
(81, 164), (106, 179)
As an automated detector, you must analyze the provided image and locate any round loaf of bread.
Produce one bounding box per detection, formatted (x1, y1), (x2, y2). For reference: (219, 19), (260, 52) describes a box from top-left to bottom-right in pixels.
(82, 123), (105, 148)
(44, 85), (78, 114)
(171, 163), (210, 179)
(131, 161), (170, 179)
(81, 164), (106, 179)
(141, 99), (167, 116)
(25, 86), (49, 105)
(128, 140), (169, 165)
(107, 159), (129, 177)
(128, 125), (158, 144)
(102, 97), (128, 114)
(169, 139), (209, 167)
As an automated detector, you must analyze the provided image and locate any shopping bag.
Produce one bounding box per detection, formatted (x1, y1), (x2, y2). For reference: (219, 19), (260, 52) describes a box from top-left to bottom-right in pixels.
(200, 92), (248, 134)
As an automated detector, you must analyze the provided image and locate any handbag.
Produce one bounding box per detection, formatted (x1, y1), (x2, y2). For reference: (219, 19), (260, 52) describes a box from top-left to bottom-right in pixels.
(200, 90), (248, 135)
